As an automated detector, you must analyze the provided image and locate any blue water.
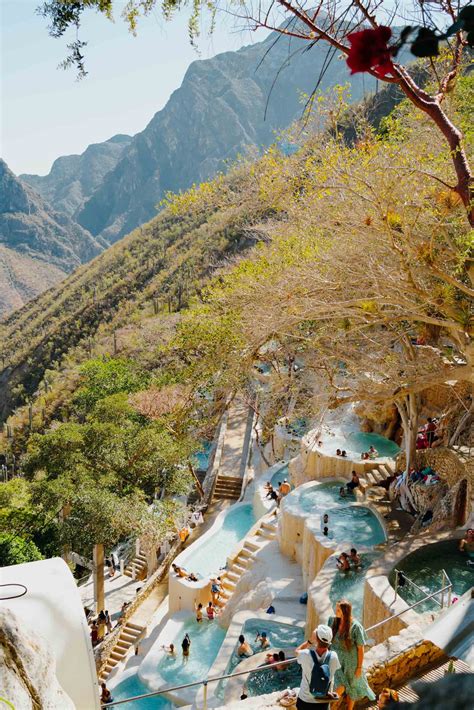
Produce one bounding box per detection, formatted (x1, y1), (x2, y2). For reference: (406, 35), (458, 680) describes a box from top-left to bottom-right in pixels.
(158, 618), (226, 686)
(216, 619), (304, 699)
(346, 432), (400, 458)
(192, 441), (213, 471)
(323, 506), (386, 546)
(290, 481), (348, 515)
(111, 674), (171, 709)
(246, 661), (302, 696)
(329, 551), (381, 618)
(393, 540), (474, 612)
(227, 619), (304, 675)
(179, 504), (256, 578)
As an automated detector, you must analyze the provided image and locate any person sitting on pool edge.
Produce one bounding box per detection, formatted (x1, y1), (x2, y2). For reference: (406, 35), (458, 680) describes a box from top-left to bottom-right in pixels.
(346, 471), (360, 493)
(172, 564), (198, 582)
(279, 479), (291, 497)
(237, 634), (253, 657)
(256, 630), (270, 649)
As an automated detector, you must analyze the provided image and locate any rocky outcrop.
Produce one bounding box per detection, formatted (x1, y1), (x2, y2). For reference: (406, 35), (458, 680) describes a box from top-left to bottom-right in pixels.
(75, 32), (376, 244)
(0, 159), (105, 317)
(0, 607), (75, 709)
(21, 134), (131, 218)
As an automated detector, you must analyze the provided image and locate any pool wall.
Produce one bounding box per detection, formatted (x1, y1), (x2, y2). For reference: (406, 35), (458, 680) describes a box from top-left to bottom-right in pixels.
(170, 503), (254, 613)
(363, 529), (460, 644)
(305, 548), (379, 638)
(195, 609), (305, 707)
(279, 480), (387, 587)
(253, 460), (289, 518)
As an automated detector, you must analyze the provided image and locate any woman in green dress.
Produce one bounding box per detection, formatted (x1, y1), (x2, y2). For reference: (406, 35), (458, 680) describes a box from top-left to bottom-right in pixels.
(328, 599), (375, 709)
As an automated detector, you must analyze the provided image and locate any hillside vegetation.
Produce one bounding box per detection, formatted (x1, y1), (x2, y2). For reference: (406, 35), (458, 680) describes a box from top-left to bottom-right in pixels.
(0, 75), (472, 565)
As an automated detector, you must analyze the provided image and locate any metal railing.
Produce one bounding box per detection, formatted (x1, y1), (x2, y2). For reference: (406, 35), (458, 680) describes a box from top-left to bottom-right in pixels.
(101, 582), (455, 708)
(393, 568), (453, 610)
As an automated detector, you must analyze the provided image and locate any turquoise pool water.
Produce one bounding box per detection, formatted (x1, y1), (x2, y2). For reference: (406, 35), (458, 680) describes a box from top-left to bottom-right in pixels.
(227, 618), (305, 675)
(192, 441), (213, 471)
(321, 430), (400, 459)
(287, 481), (348, 515)
(393, 540), (474, 613)
(157, 618), (226, 686)
(322, 506), (386, 546)
(216, 619), (304, 699)
(111, 674), (171, 709)
(179, 504), (256, 578)
(329, 551), (381, 618)
(246, 660), (301, 696)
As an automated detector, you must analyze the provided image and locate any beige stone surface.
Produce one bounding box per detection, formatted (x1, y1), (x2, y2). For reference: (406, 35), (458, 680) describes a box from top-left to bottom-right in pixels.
(0, 607), (75, 710)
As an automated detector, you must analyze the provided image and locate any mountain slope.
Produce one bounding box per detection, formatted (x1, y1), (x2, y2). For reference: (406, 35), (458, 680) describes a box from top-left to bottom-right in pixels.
(21, 134), (132, 218)
(75, 34), (376, 244)
(0, 160), (105, 316)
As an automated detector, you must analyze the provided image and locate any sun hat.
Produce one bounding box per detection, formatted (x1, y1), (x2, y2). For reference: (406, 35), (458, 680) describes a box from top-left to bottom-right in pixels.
(316, 624), (333, 644)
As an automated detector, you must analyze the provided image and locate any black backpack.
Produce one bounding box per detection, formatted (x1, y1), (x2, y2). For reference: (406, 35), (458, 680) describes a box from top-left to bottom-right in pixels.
(309, 649), (333, 698)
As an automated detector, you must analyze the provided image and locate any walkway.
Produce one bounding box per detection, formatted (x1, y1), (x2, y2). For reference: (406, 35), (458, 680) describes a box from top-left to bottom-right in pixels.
(80, 569), (143, 624)
(220, 396), (253, 479)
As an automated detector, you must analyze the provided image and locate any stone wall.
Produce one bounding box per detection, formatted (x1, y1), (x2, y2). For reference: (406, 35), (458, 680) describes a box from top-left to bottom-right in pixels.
(94, 537), (182, 675)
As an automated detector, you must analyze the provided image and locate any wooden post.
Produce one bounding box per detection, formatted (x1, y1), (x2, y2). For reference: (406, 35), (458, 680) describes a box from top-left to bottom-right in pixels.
(153, 298), (159, 315)
(93, 543), (105, 613)
(28, 404), (33, 431)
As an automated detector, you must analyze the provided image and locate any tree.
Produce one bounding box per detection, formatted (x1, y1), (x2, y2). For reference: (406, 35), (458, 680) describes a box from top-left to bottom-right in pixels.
(0, 533), (43, 566)
(39, 1), (473, 224)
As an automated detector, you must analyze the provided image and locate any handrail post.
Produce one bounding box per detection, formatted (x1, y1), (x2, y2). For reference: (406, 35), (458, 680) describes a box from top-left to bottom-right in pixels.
(440, 569), (445, 608)
(394, 568), (399, 602)
(202, 680), (208, 710)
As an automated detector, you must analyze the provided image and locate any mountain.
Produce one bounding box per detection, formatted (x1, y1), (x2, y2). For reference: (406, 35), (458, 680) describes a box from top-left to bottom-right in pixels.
(0, 160), (105, 316)
(72, 35), (376, 244)
(21, 134), (132, 218)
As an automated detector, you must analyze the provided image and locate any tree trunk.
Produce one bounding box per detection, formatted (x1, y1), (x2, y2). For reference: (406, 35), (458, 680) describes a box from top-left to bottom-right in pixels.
(396, 393), (419, 471)
(93, 543), (105, 614)
(187, 461), (204, 499)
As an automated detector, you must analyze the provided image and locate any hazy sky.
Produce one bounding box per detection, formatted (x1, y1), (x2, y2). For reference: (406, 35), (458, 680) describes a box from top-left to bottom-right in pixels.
(1, 0), (266, 176)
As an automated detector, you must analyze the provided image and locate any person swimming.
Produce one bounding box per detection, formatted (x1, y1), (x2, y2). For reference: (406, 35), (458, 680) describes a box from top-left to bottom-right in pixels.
(256, 631), (270, 649)
(237, 634), (253, 657)
(336, 552), (350, 571)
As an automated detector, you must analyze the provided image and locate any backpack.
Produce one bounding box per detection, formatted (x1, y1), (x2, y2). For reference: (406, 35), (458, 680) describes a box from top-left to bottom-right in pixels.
(309, 649), (333, 698)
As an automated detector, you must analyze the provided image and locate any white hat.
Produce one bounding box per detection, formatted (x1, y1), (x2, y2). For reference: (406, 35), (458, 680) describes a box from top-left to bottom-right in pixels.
(316, 624), (333, 644)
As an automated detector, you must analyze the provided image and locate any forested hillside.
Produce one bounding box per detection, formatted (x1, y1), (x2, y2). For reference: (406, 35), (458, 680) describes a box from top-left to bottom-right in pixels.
(0, 65), (471, 567)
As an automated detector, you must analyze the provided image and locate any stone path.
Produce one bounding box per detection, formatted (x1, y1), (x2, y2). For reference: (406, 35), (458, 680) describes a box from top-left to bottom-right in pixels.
(220, 396), (253, 479)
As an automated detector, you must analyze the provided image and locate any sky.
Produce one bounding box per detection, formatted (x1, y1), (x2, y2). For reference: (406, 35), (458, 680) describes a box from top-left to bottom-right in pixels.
(1, 0), (266, 176)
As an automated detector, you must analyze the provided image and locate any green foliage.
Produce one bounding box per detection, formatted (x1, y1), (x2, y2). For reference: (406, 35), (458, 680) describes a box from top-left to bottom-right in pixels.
(73, 357), (150, 413)
(0, 533), (43, 566)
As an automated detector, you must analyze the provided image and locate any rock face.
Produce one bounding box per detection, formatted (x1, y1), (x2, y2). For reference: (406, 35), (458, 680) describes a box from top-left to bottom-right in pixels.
(0, 607), (75, 709)
(21, 134), (131, 218)
(74, 33), (376, 244)
(0, 159), (104, 317)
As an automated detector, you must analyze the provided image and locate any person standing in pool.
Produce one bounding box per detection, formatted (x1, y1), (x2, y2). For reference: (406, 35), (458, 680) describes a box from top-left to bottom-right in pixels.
(181, 633), (191, 661)
(237, 634), (253, 657)
(459, 529), (474, 559)
(195, 602), (203, 622)
(256, 631), (270, 649)
(328, 600), (375, 709)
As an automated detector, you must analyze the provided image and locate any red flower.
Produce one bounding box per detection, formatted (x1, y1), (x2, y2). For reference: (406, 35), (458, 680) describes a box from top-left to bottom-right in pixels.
(346, 26), (394, 77)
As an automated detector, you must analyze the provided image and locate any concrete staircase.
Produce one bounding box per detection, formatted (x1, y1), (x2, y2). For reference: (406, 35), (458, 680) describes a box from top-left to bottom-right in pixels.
(123, 550), (147, 579)
(212, 475), (242, 501)
(99, 621), (146, 681)
(363, 460), (396, 487)
(367, 657), (472, 707)
(217, 512), (278, 609)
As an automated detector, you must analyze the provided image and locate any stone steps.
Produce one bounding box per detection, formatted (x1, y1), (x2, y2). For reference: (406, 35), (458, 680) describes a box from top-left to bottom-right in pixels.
(99, 621), (146, 681)
(213, 475), (242, 501)
(124, 551), (147, 579)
